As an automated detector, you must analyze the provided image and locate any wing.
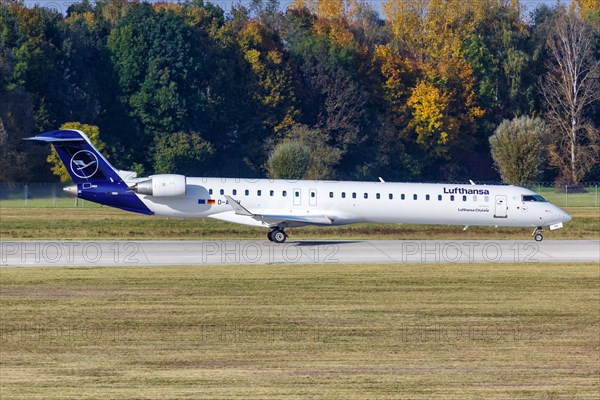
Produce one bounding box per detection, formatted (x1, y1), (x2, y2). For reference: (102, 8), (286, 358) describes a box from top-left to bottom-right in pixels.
(223, 195), (332, 227)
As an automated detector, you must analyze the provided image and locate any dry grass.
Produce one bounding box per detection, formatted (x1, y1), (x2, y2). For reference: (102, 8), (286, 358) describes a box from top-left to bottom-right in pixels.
(1, 263), (598, 399)
(1, 207), (598, 240)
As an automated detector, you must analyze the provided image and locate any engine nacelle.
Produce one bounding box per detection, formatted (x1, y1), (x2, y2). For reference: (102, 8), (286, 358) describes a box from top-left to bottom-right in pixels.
(130, 174), (186, 197)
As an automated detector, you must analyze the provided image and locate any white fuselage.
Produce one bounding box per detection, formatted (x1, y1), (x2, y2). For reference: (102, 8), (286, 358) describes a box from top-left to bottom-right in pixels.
(135, 178), (571, 229)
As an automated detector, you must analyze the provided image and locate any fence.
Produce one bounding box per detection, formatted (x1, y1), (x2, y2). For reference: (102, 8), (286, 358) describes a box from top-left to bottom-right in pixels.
(0, 183), (99, 208)
(0, 182), (599, 208)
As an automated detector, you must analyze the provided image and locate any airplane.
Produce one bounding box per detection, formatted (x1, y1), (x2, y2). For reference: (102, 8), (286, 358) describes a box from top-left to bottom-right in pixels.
(26, 129), (572, 243)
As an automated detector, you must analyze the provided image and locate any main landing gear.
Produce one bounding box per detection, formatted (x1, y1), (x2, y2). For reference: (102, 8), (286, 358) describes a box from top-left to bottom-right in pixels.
(267, 227), (287, 243)
(532, 226), (544, 242)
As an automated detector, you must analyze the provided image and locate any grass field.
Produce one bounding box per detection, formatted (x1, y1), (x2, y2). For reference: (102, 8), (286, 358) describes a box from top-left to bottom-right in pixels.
(1, 206), (598, 240)
(0, 263), (598, 399)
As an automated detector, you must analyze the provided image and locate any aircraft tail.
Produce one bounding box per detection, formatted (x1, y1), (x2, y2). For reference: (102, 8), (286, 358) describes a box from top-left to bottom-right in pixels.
(25, 130), (122, 184)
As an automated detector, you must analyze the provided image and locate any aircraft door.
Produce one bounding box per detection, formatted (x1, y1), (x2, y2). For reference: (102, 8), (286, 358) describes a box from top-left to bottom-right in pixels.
(494, 195), (508, 218)
(309, 189), (317, 206)
(293, 188), (301, 206)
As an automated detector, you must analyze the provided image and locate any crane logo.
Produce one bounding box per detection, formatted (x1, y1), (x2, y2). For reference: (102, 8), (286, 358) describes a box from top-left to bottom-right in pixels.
(70, 150), (98, 179)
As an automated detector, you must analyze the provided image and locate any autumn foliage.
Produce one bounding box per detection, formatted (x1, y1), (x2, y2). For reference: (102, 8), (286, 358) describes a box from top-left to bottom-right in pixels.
(1, 0), (598, 183)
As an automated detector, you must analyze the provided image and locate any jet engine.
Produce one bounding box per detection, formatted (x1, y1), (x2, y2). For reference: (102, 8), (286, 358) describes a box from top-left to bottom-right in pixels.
(129, 174), (187, 197)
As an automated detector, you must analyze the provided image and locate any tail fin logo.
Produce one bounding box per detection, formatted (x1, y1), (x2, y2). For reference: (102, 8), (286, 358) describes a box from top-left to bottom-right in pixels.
(70, 150), (99, 179)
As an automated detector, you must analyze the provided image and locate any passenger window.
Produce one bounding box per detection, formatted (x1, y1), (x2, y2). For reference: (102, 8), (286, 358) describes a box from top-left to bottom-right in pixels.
(282, 191), (287, 197)
(401, 194), (405, 200)
(233, 189), (237, 195)
(485, 196), (489, 202)
(389, 193), (393, 200)
(342, 192), (346, 199)
(364, 193), (368, 199)
(462, 195), (467, 201)
(438, 195), (442, 201)
(245, 189), (249, 196)
(209, 189), (213, 195)
(473, 195), (477, 202)
(311, 192), (316, 198)
(270, 190), (274, 196)
(257, 190), (261, 196)
(329, 192), (334, 198)
(352, 193), (356, 199)
(376, 193), (381, 199)
(426, 195), (430, 201)
(295, 191), (299, 197)
(220, 189), (224, 195)
(450, 195), (454, 201)
(413, 194), (418, 200)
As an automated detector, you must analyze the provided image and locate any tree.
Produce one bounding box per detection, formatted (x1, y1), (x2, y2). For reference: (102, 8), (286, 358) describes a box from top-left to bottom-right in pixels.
(407, 80), (461, 159)
(382, 0), (486, 171)
(266, 140), (312, 179)
(153, 131), (214, 175)
(236, 19), (298, 135)
(48, 122), (105, 183)
(541, 9), (600, 185)
(489, 116), (549, 185)
(285, 123), (342, 179)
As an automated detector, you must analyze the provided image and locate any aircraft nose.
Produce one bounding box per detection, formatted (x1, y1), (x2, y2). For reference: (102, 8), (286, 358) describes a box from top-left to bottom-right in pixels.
(559, 209), (572, 223)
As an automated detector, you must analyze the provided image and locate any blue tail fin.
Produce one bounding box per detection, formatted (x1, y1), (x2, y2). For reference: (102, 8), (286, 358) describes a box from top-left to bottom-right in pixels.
(25, 130), (122, 184)
(25, 129), (153, 215)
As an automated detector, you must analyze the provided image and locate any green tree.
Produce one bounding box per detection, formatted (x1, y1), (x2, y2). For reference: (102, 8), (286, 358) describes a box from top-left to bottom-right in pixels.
(108, 3), (211, 137)
(153, 131), (214, 175)
(489, 116), (549, 185)
(48, 122), (105, 183)
(266, 140), (312, 179)
(285, 123), (342, 179)
(282, 18), (370, 177)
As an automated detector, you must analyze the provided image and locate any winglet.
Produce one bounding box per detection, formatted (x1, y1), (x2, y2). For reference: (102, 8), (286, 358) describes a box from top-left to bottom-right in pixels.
(224, 195), (253, 216)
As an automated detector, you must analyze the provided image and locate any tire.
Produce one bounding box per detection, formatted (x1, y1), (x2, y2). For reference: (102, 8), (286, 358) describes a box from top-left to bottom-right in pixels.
(272, 230), (286, 243)
(534, 233), (543, 242)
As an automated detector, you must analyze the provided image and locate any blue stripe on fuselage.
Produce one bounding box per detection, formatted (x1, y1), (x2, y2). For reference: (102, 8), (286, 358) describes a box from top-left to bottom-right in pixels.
(78, 182), (153, 215)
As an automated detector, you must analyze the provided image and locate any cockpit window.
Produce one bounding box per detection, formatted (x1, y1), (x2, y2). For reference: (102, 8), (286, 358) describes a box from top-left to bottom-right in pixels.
(522, 195), (548, 202)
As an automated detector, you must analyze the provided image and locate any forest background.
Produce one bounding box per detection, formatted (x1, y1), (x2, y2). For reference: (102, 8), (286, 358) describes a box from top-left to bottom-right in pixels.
(1, 0), (598, 184)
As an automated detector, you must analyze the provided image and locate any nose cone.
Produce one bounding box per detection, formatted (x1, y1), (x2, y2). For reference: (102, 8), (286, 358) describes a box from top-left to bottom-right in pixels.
(559, 209), (572, 223)
(63, 185), (78, 197)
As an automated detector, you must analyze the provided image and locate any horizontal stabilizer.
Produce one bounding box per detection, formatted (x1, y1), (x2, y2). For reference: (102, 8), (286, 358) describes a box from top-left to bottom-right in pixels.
(24, 136), (84, 143)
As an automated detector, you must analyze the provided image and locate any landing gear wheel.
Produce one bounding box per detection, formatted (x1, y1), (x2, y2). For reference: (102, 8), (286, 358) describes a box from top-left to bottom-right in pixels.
(532, 226), (544, 242)
(267, 230), (275, 242)
(272, 229), (287, 243)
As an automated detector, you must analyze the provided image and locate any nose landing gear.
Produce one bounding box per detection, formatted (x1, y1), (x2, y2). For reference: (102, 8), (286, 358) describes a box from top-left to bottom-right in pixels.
(532, 226), (544, 242)
(267, 228), (287, 243)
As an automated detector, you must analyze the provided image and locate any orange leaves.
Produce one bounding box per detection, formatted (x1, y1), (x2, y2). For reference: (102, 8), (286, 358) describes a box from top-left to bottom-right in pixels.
(293, 0), (366, 48)
(381, 0), (492, 156)
(373, 44), (415, 127)
(407, 80), (457, 155)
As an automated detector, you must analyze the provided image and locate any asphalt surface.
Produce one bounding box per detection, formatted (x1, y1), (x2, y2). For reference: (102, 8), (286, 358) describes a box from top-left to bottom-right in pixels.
(1, 240), (598, 267)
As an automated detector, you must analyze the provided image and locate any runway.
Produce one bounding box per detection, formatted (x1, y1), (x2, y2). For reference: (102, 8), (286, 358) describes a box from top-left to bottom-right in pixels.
(1, 240), (598, 267)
